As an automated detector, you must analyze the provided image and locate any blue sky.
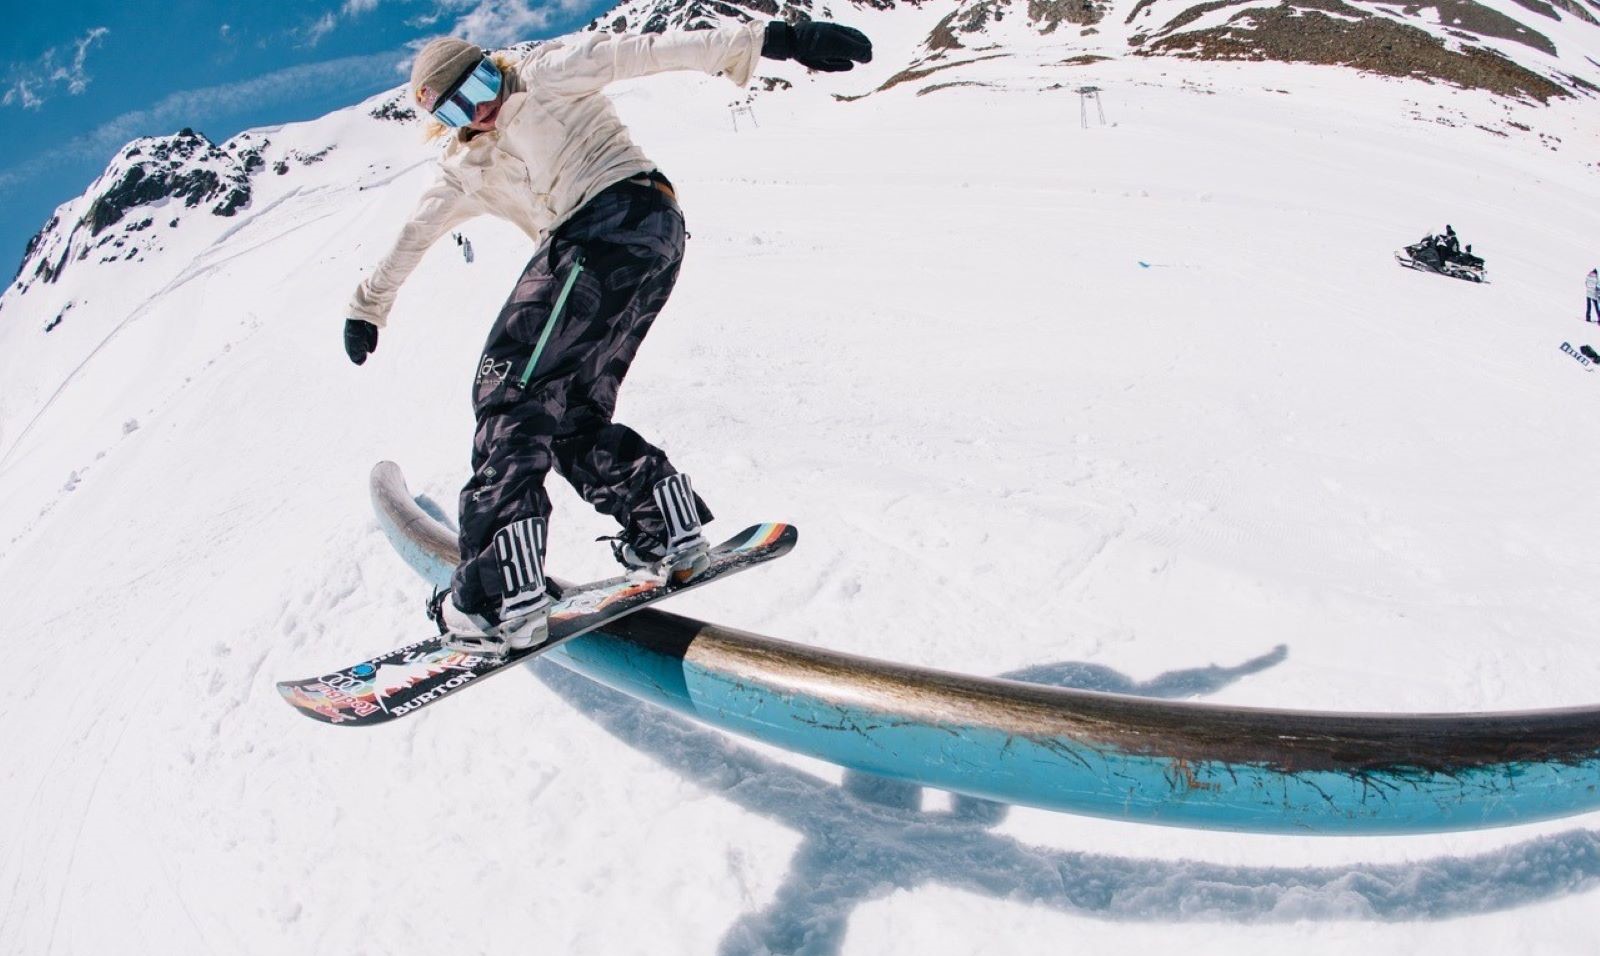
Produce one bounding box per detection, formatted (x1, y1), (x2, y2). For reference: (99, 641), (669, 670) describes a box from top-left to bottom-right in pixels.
(0, 0), (612, 275)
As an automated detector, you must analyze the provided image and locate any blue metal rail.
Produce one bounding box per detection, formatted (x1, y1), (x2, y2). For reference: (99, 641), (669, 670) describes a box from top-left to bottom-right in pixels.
(372, 462), (1600, 835)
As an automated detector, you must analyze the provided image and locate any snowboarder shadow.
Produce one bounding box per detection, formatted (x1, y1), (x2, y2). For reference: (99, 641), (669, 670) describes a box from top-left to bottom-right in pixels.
(526, 642), (1600, 954)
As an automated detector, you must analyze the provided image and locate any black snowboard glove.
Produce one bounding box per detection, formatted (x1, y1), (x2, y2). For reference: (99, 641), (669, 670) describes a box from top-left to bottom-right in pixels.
(344, 318), (379, 365)
(762, 21), (872, 72)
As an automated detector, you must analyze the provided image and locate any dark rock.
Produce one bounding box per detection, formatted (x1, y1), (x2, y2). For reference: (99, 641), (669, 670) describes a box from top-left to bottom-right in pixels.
(15, 215), (57, 281)
(1139, 0), (1571, 102)
(926, 0), (1093, 49)
(13, 126), (277, 285)
(370, 97), (418, 122)
(595, 0), (822, 35)
(213, 186), (251, 217)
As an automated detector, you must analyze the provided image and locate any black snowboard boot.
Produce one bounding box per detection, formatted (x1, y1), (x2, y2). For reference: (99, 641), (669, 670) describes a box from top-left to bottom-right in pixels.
(607, 474), (711, 585)
(430, 515), (551, 657)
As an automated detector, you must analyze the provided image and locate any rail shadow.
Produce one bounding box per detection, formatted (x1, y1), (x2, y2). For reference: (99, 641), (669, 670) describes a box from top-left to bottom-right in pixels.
(528, 645), (1600, 955)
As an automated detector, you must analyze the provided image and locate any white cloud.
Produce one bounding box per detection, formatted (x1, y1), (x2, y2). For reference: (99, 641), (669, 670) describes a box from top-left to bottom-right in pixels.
(85, 50), (407, 153)
(448, 0), (593, 47)
(316, 0), (596, 48)
(56, 27), (110, 95)
(302, 12), (340, 47)
(0, 50), (410, 198)
(2, 81), (43, 110)
(3, 27), (110, 111)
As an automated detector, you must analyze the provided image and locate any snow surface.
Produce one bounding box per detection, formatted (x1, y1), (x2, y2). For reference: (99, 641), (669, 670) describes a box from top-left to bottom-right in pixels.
(4, 24), (1600, 956)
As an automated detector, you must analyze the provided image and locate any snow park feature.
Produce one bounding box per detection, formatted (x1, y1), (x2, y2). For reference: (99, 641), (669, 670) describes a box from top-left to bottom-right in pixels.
(3, 0), (1600, 954)
(368, 461), (1600, 835)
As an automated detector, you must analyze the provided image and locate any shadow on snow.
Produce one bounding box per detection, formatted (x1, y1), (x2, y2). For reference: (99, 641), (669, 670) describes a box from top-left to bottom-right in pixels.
(525, 643), (1600, 955)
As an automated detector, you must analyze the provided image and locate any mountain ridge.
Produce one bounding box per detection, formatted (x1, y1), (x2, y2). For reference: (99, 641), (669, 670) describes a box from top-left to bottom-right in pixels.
(5, 0), (1594, 302)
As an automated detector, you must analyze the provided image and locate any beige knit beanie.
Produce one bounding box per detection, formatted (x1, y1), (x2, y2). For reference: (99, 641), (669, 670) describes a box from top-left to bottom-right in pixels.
(411, 37), (483, 110)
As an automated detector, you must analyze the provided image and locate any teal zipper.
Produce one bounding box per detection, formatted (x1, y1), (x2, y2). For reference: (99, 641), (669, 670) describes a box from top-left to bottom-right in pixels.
(518, 253), (585, 388)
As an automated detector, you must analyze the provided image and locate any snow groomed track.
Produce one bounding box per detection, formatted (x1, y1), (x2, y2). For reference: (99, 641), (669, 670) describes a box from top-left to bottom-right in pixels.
(372, 462), (1600, 835)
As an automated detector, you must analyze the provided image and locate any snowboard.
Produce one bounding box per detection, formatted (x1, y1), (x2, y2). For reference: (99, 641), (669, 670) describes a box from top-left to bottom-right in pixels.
(277, 522), (796, 727)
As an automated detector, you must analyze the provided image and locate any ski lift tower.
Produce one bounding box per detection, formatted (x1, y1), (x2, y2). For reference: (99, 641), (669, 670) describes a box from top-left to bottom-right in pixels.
(1076, 86), (1106, 128)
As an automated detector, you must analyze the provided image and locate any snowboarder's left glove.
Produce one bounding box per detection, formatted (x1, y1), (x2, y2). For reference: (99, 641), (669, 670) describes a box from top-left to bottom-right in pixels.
(762, 22), (872, 72)
(344, 318), (379, 365)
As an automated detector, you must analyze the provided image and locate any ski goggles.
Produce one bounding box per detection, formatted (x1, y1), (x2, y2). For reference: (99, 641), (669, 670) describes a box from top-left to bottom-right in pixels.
(422, 56), (502, 128)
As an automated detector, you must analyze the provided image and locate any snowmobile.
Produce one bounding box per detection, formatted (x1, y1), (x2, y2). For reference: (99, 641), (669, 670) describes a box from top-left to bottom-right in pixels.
(1395, 234), (1487, 283)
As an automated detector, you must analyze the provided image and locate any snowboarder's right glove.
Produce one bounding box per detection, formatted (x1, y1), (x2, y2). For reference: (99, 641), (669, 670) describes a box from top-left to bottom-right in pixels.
(761, 21), (872, 72)
(344, 318), (379, 365)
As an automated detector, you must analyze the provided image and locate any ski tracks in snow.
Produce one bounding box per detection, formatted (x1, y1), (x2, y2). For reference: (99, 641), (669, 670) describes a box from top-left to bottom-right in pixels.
(0, 162), (426, 478)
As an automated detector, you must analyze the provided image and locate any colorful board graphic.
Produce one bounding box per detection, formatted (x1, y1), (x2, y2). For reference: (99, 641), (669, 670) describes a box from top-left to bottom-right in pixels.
(278, 523), (797, 726)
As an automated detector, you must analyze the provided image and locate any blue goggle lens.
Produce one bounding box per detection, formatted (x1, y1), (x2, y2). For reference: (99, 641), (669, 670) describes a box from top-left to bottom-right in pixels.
(432, 58), (502, 128)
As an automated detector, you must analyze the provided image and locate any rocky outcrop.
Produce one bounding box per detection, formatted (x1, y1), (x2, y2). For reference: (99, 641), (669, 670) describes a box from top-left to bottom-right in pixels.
(86, 129), (263, 237)
(8, 128), (273, 293)
(369, 92), (418, 122)
(8, 125), (347, 295)
(588, 0), (823, 33)
(585, 0), (924, 33)
(1135, 0), (1575, 102)
(908, 0), (1596, 101)
(930, 0), (1110, 50)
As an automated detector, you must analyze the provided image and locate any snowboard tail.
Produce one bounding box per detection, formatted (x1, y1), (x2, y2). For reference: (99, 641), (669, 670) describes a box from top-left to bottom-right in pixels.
(278, 522), (796, 726)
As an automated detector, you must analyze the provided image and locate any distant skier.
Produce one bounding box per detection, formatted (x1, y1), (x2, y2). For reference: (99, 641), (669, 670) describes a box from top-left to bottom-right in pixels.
(462, 237), (474, 264)
(340, 22), (871, 655)
(1587, 268), (1599, 322)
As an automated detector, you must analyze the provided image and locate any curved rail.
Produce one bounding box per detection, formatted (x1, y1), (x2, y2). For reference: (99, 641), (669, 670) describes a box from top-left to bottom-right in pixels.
(373, 461), (1600, 835)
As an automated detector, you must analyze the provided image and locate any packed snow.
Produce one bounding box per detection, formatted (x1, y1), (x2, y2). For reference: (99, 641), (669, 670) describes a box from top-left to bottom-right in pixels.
(3, 10), (1600, 954)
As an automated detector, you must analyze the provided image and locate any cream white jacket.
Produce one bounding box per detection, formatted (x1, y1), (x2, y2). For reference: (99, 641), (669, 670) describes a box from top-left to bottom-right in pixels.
(350, 22), (765, 327)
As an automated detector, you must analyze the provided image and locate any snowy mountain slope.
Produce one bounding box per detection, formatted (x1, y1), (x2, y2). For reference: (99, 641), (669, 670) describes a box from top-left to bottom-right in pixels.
(0, 91), (436, 477)
(3, 9), (1600, 956)
(867, 0), (1600, 103)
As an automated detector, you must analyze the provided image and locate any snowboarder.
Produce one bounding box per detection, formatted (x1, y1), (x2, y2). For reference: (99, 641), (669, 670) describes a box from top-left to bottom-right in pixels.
(1587, 268), (1598, 323)
(340, 22), (871, 655)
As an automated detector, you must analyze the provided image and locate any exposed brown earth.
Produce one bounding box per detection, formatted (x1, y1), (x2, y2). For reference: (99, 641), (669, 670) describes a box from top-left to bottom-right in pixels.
(917, 79), (1003, 93)
(1529, 0), (1599, 24)
(1028, 0), (1111, 31)
(931, 0), (1106, 49)
(1126, 0), (1161, 22)
(858, 52), (1015, 95)
(1376, 0), (1556, 55)
(1139, 0), (1573, 102)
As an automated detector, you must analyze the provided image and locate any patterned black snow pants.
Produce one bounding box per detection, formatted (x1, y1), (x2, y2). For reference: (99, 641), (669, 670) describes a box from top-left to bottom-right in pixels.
(451, 175), (711, 614)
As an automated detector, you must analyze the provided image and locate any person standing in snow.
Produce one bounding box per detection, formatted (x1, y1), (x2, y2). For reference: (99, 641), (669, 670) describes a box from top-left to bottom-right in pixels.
(1587, 268), (1599, 323)
(341, 22), (871, 655)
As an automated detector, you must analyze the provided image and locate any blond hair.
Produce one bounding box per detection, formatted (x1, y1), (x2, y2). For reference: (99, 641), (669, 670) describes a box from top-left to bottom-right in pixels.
(422, 52), (520, 144)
